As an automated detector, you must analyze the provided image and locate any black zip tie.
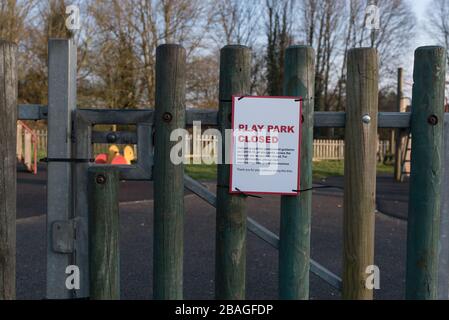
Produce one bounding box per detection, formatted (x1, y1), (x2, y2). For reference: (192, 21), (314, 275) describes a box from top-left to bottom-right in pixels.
(295, 97), (314, 102)
(220, 99), (232, 103)
(217, 184), (262, 198)
(235, 187), (263, 198)
(238, 96), (246, 101)
(293, 185), (343, 193)
(43, 158), (95, 163)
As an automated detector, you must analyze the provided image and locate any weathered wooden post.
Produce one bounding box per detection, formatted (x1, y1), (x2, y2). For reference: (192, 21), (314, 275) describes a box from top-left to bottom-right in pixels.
(88, 167), (120, 300)
(343, 48), (378, 300)
(439, 115), (449, 299)
(0, 40), (17, 300)
(216, 45), (251, 300)
(406, 46), (446, 300)
(154, 44), (186, 300)
(279, 45), (315, 300)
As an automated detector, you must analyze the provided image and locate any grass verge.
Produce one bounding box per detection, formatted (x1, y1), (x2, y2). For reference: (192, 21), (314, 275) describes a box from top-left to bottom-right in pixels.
(185, 160), (394, 182)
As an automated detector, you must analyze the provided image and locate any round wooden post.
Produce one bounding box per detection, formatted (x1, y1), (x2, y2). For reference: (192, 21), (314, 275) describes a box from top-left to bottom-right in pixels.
(0, 41), (17, 300)
(216, 45), (251, 300)
(406, 46), (446, 300)
(88, 167), (120, 300)
(279, 45), (315, 300)
(343, 48), (378, 300)
(153, 44), (186, 300)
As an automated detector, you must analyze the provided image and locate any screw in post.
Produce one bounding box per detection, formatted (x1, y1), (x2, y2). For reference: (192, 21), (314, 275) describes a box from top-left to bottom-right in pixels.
(362, 114), (371, 124)
(162, 112), (173, 123)
(428, 115), (438, 126)
(96, 174), (107, 185)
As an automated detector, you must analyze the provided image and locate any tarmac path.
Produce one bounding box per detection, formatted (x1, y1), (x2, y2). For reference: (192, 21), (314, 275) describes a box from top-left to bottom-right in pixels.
(16, 164), (408, 299)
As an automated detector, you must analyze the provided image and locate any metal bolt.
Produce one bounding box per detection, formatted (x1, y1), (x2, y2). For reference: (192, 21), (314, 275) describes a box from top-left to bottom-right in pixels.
(428, 114), (438, 126)
(162, 112), (173, 123)
(107, 132), (117, 143)
(96, 174), (106, 185)
(362, 114), (371, 124)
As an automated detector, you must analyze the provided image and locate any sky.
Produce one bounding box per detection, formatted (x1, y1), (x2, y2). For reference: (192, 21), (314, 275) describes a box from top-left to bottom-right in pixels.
(410, 0), (432, 47)
(401, 0), (433, 96)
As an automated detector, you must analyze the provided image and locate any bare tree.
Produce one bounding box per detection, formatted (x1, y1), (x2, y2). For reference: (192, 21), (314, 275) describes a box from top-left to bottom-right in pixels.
(265, 0), (294, 96)
(0, 0), (36, 43)
(209, 0), (262, 46)
(425, 0), (449, 68)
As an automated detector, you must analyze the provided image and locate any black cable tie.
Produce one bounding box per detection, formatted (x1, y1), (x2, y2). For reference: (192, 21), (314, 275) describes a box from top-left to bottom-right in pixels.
(235, 187), (262, 198)
(220, 100), (232, 103)
(295, 97), (313, 102)
(292, 185), (344, 193)
(238, 96), (246, 101)
(43, 158), (95, 163)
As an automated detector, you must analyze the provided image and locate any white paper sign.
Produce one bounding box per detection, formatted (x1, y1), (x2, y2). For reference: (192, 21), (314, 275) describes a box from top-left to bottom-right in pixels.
(230, 96), (302, 195)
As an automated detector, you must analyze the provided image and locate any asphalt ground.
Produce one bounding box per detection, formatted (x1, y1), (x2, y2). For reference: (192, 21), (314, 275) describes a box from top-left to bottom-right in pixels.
(16, 163), (408, 299)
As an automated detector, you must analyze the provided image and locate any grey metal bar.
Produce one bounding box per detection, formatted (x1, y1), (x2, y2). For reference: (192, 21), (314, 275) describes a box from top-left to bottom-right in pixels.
(184, 174), (217, 206)
(77, 109), (153, 125)
(314, 112), (345, 128)
(314, 112), (412, 128)
(379, 112), (411, 128)
(186, 109), (218, 126)
(247, 217), (279, 248)
(46, 39), (77, 299)
(18, 104), (47, 120)
(439, 117), (449, 299)
(183, 174), (342, 291)
(18, 105), (415, 129)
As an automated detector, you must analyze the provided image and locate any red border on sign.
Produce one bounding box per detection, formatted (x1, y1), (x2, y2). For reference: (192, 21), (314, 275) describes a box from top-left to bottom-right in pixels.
(229, 95), (303, 196)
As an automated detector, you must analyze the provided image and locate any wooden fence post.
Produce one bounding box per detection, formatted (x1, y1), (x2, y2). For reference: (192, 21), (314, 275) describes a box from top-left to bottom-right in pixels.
(0, 40), (17, 300)
(439, 116), (449, 299)
(88, 167), (120, 300)
(153, 44), (186, 300)
(216, 45), (251, 300)
(343, 48), (378, 300)
(406, 46), (446, 300)
(279, 45), (315, 300)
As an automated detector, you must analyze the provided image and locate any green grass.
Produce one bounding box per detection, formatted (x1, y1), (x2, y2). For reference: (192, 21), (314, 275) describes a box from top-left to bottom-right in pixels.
(185, 164), (217, 181)
(312, 160), (393, 180)
(185, 160), (394, 182)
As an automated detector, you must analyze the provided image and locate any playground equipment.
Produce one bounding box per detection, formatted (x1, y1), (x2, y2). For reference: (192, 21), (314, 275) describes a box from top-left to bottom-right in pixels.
(0, 39), (448, 300)
(94, 145), (135, 165)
